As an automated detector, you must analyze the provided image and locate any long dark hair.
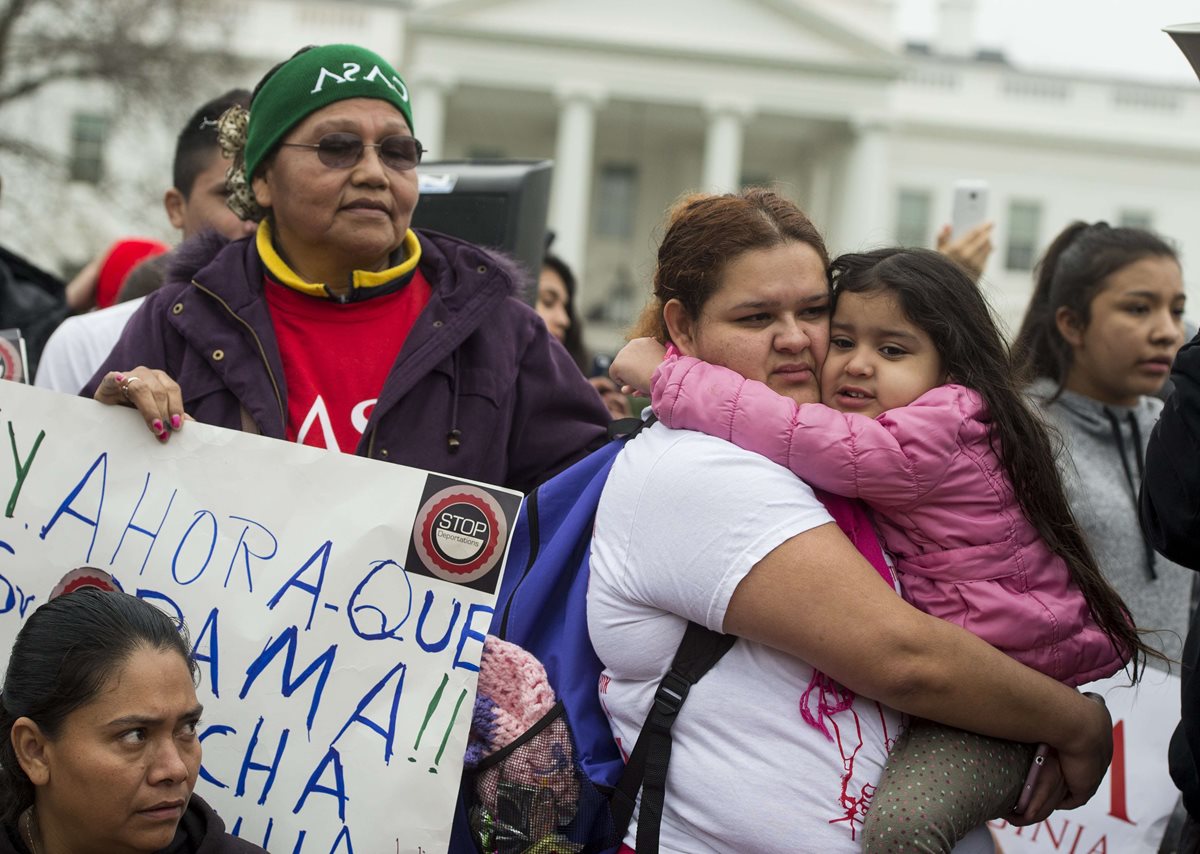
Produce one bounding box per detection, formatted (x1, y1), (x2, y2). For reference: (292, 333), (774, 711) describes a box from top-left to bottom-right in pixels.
(1012, 221), (1178, 394)
(542, 252), (589, 372)
(0, 586), (196, 824)
(831, 247), (1153, 676)
(631, 188), (829, 341)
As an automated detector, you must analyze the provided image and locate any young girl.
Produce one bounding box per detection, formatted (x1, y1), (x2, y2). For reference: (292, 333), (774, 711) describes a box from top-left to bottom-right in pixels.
(612, 246), (1151, 853)
(1014, 221), (1190, 669)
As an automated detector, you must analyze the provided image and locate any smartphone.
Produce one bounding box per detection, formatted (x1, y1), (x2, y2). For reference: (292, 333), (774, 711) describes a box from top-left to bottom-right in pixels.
(950, 179), (989, 240)
(1013, 742), (1051, 815)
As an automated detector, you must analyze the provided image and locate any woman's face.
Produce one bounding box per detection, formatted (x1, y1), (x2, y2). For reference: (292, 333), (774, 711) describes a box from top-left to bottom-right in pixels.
(666, 241), (830, 406)
(536, 266), (571, 342)
(29, 646), (202, 853)
(1058, 254), (1186, 407)
(252, 97), (419, 279)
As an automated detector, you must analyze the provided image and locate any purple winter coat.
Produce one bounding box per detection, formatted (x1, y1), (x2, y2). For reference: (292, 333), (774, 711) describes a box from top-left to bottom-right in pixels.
(653, 355), (1127, 686)
(83, 229), (609, 494)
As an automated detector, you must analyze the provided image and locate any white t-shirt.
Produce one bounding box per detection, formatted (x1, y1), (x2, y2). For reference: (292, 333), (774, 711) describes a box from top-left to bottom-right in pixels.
(588, 422), (994, 854)
(588, 423), (893, 853)
(34, 297), (145, 393)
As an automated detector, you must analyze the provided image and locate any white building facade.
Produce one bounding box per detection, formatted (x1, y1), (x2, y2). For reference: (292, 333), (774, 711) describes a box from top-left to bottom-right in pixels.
(2, 0), (1198, 352)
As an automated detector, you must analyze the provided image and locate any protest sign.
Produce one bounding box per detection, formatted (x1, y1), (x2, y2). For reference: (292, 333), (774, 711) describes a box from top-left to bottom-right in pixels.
(0, 381), (522, 853)
(990, 667), (1180, 854)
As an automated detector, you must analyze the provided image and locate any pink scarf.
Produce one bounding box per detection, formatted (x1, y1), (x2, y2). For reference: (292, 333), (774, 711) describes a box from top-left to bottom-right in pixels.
(801, 490), (895, 740)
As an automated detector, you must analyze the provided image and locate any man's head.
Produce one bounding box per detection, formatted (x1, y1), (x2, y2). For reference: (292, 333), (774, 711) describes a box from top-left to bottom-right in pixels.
(164, 89), (256, 241)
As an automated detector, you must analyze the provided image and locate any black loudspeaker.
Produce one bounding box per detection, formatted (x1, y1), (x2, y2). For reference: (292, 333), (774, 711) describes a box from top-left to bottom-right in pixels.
(412, 159), (554, 299)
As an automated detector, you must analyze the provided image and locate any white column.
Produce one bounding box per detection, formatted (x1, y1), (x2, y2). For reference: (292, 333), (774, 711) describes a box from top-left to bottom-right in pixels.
(549, 84), (605, 294)
(409, 73), (454, 161)
(834, 117), (892, 254)
(804, 153), (833, 233)
(701, 100), (751, 193)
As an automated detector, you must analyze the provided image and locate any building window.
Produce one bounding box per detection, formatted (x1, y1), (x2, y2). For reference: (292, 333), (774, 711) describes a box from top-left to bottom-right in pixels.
(1005, 200), (1042, 272)
(895, 189), (932, 247)
(1119, 209), (1154, 231)
(594, 164), (638, 239)
(69, 112), (108, 184)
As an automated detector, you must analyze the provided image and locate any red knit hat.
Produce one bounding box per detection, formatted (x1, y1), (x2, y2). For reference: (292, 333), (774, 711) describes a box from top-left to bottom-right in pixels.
(95, 238), (170, 309)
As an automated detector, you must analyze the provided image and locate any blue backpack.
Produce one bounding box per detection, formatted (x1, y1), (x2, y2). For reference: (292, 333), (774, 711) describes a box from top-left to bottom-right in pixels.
(451, 417), (734, 854)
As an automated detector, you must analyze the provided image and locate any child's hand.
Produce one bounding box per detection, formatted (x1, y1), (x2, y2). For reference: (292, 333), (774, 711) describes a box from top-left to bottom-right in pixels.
(610, 337), (667, 396)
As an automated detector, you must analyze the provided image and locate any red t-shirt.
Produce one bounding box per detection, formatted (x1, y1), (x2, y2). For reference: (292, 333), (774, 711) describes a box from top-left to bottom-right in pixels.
(264, 270), (432, 452)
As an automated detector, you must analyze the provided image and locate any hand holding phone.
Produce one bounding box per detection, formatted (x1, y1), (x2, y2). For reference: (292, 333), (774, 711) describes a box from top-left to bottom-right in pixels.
(1013, 742), (1052, 815)
(950, 179), (989, 240)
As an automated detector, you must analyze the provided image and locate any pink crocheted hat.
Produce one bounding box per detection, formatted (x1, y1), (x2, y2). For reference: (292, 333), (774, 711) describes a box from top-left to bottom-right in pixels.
(466, 634), (558, 766)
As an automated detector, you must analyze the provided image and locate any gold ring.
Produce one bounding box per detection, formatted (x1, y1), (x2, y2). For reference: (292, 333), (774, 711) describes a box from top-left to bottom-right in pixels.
(120, 376), (141, 401)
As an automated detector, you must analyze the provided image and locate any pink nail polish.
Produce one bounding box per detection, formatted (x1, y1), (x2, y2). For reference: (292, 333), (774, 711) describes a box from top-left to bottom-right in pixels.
(170, 415), (182, 430)
(114, 373), (125, 383)
(152, 419), (163, 433)
(157, 432), (169, 443)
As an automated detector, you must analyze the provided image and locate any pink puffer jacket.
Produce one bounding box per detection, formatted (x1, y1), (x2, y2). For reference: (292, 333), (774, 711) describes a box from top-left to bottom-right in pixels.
(652, 354), (1126, 686)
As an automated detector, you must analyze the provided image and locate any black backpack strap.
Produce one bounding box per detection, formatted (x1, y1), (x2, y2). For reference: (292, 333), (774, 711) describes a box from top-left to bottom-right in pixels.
(610, 620), (735, 853)
(609, 412), (657, 440)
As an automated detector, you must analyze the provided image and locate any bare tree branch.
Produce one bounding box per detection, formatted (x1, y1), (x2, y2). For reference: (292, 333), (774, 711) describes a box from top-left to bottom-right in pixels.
(0, 0), (233, 114)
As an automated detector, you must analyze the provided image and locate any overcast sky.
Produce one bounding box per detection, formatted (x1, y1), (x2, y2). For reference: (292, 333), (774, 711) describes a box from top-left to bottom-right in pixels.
(894, 0), (1198, 84)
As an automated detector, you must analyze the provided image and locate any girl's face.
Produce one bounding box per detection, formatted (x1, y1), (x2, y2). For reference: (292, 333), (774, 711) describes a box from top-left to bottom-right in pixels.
(820, 289), (945, 419)
(1058, 255), (1186, 407)
(666, 241), (830, 406)
(21, 646), (202, 854)
(536, 266), (571, 343)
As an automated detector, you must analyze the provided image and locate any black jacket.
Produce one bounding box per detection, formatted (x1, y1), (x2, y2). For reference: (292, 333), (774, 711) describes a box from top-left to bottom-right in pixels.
(0, 795), (266, 854)
(1140, 331), (1200, 817)
(0, 245), (68, 380)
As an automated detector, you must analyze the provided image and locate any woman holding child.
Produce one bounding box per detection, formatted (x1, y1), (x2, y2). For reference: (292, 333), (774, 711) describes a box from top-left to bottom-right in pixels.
(594, 189), (1130, 853)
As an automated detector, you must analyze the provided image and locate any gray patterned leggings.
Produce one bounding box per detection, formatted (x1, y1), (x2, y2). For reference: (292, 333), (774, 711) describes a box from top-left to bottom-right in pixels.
(861, 718), (1037, 853)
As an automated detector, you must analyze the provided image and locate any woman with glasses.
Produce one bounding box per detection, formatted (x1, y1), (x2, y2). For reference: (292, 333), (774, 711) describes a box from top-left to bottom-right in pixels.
(84, 43), (608, 493)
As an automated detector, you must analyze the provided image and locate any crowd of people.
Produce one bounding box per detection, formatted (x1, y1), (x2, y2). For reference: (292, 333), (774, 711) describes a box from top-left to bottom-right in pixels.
(0, 36), (1196, 854)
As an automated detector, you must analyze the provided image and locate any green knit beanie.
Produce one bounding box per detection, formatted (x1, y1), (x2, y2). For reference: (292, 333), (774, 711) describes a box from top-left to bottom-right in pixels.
(244, 44), (415, 181)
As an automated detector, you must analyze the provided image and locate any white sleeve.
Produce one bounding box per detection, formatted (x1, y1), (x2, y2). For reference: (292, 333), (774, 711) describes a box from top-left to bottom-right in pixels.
(592, 429), (833, 633)
(33, 318), (89, 393)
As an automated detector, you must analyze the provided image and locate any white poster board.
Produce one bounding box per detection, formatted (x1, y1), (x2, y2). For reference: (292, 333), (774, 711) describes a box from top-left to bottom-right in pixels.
(0, 381), (523, 853)
(990, 667), (1181, 854)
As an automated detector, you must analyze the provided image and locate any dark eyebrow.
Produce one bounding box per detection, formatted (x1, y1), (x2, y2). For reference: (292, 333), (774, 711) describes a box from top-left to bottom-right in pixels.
(877, 328), (920, 342)
(830, 319), (919, 343)
(1122, 290), (1183, 302)
(107, 705), (204, 728)
(729, 293), (828, 312)
(308, 118), (409, 136)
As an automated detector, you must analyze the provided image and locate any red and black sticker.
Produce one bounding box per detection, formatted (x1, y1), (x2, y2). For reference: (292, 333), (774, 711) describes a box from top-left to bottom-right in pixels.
(49, 567), (124, 600)
(0, 333), (24, 383)
(406, 475), (520, 594)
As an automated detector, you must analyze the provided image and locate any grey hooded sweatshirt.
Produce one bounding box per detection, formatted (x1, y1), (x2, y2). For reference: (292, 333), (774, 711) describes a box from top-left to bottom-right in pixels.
(1028, 378), (1193, 669)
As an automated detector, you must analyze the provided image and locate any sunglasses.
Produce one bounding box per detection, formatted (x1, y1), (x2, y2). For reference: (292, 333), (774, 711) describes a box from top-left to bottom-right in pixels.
(279, 133), (425, 171)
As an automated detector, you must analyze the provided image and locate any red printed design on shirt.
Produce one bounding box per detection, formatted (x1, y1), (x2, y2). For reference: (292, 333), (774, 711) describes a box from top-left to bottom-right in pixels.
(825, 698), (894, 841)
(264, 270), (432, 452)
